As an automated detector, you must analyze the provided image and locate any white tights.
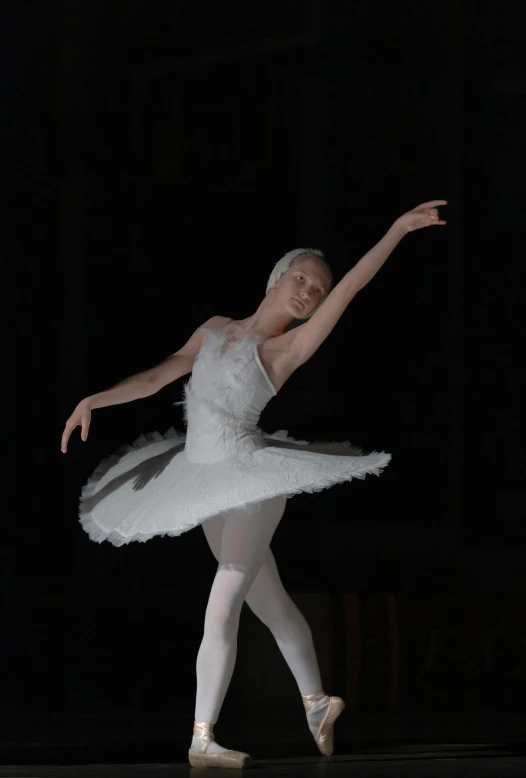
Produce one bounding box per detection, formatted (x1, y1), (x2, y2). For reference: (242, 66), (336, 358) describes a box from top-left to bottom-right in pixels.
(194, 496), (324, 743)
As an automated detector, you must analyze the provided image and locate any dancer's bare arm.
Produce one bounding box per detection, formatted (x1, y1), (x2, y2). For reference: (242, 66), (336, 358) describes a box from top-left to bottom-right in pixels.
(60, 315), (228, 453)
(149, 315), (228, 392)
(289, 201), (447, 367)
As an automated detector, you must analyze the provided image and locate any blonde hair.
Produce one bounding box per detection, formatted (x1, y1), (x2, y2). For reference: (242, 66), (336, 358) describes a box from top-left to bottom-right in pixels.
(265, 248), (331, 319)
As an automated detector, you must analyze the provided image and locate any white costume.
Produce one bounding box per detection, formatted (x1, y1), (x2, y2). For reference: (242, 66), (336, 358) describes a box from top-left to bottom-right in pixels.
(79, 324), (390, 546)
(79, 319), (391, 762)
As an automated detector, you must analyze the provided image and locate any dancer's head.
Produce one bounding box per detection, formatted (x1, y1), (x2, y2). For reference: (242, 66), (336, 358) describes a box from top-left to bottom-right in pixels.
(265, 249), (332, 320)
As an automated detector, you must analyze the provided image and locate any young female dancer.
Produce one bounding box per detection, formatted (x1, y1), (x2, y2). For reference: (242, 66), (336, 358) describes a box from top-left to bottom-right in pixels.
(61, 201), (446, 768)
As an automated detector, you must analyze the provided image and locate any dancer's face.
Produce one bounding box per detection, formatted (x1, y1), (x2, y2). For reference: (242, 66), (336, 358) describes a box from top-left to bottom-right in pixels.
(275, 256), (330, 319)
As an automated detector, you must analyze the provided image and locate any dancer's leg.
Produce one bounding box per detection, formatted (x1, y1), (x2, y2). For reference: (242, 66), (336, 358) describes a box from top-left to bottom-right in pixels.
(203, 518), (323, 695)
(246, 564), (335, 744)
(246, 552), (324, 694)
(192, 497), (286, 753)
(200, 504), (345, 756)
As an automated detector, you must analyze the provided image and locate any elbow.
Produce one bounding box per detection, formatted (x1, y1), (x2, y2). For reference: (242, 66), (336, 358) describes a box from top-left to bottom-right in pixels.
(342, 276), (361, 301)
(146, 376), (161, 395)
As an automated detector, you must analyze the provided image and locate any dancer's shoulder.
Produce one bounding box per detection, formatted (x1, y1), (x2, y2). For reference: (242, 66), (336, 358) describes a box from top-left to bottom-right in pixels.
(201, 315), (233, 330)
(213, 315), (234, 326)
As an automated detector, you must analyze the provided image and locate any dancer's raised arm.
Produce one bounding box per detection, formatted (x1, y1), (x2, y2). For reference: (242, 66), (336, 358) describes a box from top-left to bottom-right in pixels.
(60, 315), (226, 453)
(290, 200), (447, 366)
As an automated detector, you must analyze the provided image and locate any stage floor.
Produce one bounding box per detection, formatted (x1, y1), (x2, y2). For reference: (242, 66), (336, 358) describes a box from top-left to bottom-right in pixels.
(1, 745), (526, 777)
(2, 709), (525, 774)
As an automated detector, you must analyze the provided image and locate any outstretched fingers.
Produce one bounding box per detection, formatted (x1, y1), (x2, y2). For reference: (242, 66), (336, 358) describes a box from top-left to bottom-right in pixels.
(61, 422), (74, 453)
(81, 415), (90, 442)
(416, 204), (447, 227)
(418, 199), (448, 209)
(61, 410), (90, 453)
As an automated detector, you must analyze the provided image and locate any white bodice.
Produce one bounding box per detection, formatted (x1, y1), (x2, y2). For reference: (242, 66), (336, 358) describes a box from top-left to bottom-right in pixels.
(183, 326), (277, 463)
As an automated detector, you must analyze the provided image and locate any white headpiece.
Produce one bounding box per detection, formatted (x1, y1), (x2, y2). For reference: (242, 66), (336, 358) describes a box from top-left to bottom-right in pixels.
(265, 248), (325, 294)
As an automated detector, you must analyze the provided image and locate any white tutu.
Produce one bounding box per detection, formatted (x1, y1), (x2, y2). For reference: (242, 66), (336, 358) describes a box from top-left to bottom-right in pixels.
(79, 326), (391, 546)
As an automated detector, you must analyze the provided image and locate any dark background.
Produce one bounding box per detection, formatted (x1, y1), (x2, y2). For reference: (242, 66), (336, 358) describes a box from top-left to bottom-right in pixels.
(6, 0), (526, 764)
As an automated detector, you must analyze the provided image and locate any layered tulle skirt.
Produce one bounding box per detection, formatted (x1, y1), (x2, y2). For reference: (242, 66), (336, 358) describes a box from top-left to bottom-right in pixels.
(79, 428), (391, 547)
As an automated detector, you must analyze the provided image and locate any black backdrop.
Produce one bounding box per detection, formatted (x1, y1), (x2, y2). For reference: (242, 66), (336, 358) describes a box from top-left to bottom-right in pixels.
(6, 0), (526, 761)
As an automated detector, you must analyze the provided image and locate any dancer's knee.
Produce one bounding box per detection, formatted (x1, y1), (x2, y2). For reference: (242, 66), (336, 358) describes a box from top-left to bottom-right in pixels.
(203, 573), (246, 637)
(204, 601), (241, 639)
(250, 595), (312, 642)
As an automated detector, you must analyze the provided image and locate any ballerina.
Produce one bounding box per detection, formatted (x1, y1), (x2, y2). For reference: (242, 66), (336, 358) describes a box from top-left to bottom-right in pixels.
(61, 200), (446, 768)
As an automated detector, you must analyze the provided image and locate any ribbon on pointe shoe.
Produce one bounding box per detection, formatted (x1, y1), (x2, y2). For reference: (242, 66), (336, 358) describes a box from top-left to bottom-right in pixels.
(189, 720), (253, 769)
(302, 692), (346, 756)
(192, 721), (214, 754)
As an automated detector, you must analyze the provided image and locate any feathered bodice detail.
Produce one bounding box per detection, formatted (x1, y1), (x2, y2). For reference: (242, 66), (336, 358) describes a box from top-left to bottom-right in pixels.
(182, 326), (277, 463)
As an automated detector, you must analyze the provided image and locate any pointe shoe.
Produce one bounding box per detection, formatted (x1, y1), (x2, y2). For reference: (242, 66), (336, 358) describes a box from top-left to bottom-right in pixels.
(188, 721), (253, 769)
(302, 692), (346, 756)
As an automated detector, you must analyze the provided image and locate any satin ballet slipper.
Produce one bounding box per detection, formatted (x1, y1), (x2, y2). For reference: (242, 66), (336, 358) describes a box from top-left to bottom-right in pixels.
(302, 692), (346, 756)
(188, 721), (253, 769)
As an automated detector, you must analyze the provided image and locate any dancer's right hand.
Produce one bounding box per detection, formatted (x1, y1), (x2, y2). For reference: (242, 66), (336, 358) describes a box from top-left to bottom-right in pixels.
(61, 399), (92, 453)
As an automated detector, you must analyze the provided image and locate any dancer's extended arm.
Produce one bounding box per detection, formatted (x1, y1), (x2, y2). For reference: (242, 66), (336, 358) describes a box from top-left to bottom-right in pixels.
(290, 200), (447, 366)
(60, 315), (226, 452)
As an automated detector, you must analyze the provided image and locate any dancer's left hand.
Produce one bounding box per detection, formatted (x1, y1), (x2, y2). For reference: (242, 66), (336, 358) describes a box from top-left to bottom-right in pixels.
(395, 201), (447, 233)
